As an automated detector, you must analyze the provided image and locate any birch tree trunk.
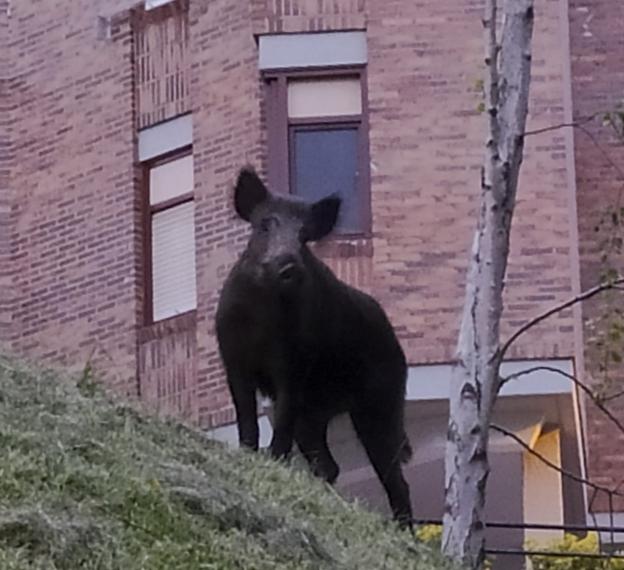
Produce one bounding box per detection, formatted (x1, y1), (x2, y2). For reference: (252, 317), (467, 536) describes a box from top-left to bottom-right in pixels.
(442, 1), (534, 568)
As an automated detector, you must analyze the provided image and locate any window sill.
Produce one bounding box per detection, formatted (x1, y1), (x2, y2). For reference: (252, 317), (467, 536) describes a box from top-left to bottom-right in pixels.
(311, 236), (372, 258)
(139, 310), (196, 343)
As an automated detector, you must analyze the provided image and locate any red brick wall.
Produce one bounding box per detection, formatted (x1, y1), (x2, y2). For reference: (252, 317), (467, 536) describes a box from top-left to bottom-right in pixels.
(134, 1), (191, 129)
(569, 0), (624, 510)
(251, 0), (366, 34)
(138, 312), (197, 420)
(6, 1), (140, 394)
(0, 0), (12, 346)
(369, 0), (578, 364)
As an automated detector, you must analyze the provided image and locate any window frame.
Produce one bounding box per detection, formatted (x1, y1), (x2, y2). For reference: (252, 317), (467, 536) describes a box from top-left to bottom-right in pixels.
(263, 65), (371, 238)
(142, 144), (194, 325)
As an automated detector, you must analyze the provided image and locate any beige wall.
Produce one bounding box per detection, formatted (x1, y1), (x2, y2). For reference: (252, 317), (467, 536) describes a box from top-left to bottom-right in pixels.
(524, 429), (564, 544)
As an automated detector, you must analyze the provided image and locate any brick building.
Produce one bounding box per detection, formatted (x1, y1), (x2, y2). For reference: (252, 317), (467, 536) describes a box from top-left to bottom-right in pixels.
(2, 0), (623, 561)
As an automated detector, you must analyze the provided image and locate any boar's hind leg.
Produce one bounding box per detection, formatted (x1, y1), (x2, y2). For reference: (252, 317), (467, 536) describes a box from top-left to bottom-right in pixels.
(228, 372), (259, 451)
(295, 414), (339, 484)
(350, 408), (413, 528)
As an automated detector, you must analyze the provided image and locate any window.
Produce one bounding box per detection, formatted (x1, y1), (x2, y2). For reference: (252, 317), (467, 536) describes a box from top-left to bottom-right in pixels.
(144, 149), (197, 323)
(265, 69), (370, 235)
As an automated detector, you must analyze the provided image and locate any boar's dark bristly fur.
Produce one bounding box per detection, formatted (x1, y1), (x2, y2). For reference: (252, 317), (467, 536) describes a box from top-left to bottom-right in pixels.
(215, 167), (413, 527)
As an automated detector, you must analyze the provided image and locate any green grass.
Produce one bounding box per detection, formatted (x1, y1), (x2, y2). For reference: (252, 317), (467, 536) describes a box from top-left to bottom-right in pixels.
(0, 355), (454, 569)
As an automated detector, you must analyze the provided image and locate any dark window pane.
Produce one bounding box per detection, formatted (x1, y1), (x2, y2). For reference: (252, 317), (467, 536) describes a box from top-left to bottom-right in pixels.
(292, 127), (360, 233)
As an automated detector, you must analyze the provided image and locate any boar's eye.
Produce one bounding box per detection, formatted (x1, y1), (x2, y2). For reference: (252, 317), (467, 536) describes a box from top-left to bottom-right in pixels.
(259, 216), (278, 233)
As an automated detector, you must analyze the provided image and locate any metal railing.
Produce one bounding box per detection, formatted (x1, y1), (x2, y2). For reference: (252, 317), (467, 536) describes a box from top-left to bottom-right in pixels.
(414, 519), (624, 561)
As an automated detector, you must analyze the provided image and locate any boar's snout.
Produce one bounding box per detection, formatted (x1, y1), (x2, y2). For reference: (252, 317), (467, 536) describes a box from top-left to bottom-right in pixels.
(265, 254), (303, 287)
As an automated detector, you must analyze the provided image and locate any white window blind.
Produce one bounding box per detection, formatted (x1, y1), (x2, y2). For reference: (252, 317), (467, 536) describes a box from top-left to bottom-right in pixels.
(151, 201), (197, 321)
(149, 154), (194, 205)
(287, 77), (362, 118)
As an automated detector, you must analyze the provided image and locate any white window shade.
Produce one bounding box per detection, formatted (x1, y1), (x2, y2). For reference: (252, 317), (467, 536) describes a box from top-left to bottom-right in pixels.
(151, 201), (197, 321)
(288, 78), (362, 118)
(150, 154), (194, 205)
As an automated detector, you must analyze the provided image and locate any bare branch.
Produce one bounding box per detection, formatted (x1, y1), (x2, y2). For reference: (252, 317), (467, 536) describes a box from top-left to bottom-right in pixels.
(500, 365), (624, 435)
(490, 423), (624, 498)
(601, 388), (624, 403)
(524, 112), (600, 137)
(500, 278), (624, 359)
(523, 112), (624, 181)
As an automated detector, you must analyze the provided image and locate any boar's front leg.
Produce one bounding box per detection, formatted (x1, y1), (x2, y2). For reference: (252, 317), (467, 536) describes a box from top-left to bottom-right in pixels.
(270, 389), (298, 459)
(227, 372), (259, 451)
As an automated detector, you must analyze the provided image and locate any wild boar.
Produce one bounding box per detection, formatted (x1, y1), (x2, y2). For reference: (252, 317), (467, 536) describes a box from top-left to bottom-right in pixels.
(216, 167), (413, 526)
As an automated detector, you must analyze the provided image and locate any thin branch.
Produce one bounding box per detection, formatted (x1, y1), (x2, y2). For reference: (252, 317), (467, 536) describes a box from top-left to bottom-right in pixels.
(602, 387), (624, 403)
(524, 122), (576, 137)
(490, 423), (624, 498)
(524, 112), (600, 137)
(523, 112), (624, 182)
(500, 365), (624, 435)
(499, 278), (624, 359)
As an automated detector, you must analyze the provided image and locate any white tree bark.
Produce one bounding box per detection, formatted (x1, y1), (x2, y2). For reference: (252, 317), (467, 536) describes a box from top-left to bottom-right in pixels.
(442, 1), (534, 568)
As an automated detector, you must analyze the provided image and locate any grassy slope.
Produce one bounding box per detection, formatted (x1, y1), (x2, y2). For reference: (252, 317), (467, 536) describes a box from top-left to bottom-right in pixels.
(0, 356), (453, 570)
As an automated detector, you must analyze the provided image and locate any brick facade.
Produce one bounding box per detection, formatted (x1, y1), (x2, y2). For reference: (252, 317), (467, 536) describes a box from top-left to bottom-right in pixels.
(365, 0), (577, 364)
(5, 1), (139, 395)
(569, 0), (624, 510)
(1, 0), (623, 511)
(0, 0), (11, 346)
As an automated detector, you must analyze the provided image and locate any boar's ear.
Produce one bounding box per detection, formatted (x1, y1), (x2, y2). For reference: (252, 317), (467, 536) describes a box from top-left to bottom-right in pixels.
(303, 194), (341, 241)
(234, 167), (268, 221)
